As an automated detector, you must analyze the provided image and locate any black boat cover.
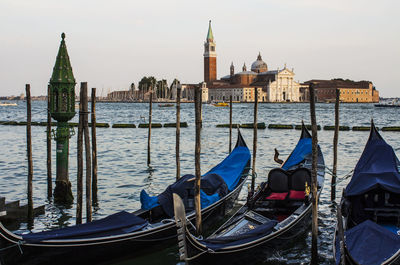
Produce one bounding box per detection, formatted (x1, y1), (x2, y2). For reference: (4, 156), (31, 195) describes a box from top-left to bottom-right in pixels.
(345, 126), (400, 196)
(155, 173), (228, 217)
(335, 220), (400, 265)
(199, 220), (278, 250)
(22, 211), (147, 243)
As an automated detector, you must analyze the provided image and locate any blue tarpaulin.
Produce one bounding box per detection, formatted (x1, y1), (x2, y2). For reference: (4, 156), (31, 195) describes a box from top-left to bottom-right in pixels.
(203, 146), (251, 191)
(336, 220), (400, 265)
(282, 138), (312, 170)
(345, 127), (400, 196)
(140, 141), (250, 214)
(23, 211), (147, 243)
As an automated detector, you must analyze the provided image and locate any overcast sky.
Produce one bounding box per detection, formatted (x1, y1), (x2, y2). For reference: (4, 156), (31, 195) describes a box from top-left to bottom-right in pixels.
(1, 0), (399, 97)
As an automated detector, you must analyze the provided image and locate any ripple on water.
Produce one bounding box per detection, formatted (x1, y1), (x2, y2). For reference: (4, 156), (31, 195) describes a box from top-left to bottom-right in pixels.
(0, 102), (399, 264)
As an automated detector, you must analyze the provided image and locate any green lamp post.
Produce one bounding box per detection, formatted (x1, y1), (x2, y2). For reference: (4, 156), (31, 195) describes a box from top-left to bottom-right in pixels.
(49, 33), (76, 204)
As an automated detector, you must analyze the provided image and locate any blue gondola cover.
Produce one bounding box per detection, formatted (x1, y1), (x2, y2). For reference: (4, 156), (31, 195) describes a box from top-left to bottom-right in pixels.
(140, 144), (250, 215)
(23, 211), (147, 242)
(336, 220), (400, 265)
(345, 130), (400, 196)
(282, 138), (312, 170)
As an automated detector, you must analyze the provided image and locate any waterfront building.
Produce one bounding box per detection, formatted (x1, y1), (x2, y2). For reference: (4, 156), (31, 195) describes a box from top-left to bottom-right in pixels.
(106, 83), (136, 101)
(181, 83), (208, 102)
(202, 22), (301, 102)
(303, 79), (379, 103)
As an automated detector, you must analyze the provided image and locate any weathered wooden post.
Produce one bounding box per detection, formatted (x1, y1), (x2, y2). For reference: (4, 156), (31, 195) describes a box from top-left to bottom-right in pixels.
(47, 85), (52, 199)
(194, 86), (202, 235)
(229, 95), (233, 153)
(147, 88), (153, 167)
(91, 88), (98, 204)
(176, 85), (181, 181)
(26, 84), (33, 224)
(82, 83), (92, 222)
(76, 87), (83, 225)
(309, 83), (319, 264)
(251, 88), (258, 193)
(50, 33), (76, 205)
(332, 89), (340, 201)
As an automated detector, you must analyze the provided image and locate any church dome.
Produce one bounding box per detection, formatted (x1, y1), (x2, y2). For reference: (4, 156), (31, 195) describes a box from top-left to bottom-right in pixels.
(251, 53), (268, 73)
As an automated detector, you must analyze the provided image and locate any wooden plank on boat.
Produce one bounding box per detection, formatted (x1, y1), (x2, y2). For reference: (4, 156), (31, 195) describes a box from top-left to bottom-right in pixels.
(5, 201), (20, 210)
(0, 204), (45, 221)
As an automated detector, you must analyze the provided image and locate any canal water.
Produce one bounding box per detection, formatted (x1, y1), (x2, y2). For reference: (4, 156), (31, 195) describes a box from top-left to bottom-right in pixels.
(0, 101), (399, 264)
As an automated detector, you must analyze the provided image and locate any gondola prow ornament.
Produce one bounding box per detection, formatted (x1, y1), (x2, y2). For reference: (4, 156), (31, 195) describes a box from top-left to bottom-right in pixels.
(49, 33), (76, 204)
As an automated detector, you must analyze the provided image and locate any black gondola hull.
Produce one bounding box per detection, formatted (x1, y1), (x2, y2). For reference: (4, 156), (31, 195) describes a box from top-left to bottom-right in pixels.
(0, 172), (247, 265)
(185, 200), (315, 265)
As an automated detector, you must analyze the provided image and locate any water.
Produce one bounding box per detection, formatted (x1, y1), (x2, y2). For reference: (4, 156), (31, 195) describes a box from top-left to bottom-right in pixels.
(0, 101), (399, 264)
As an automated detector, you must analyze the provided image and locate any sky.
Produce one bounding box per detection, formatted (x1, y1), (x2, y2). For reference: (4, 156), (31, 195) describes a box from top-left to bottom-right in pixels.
(0, 0), (399, 97)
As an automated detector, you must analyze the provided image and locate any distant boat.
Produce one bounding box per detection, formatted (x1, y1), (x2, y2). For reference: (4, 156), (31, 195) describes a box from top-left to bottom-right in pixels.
(158, 103), (174, 108)
(212, 102), (229, 107)
(375, 99), (400, 108)
(0, 102), (17, 106)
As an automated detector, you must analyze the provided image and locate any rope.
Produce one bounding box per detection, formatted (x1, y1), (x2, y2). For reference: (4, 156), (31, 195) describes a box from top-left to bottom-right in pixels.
(185, 249), (208, 261)
(0, 241), (23, 255)
(242, 168), (257, 180)
(323, 165), (354, 186)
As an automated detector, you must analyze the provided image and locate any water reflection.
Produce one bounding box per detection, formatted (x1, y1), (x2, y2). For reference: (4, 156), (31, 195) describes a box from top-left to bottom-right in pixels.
(0, 101), (399, 264)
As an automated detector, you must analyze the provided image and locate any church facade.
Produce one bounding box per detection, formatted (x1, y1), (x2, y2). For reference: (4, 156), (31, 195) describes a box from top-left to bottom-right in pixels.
(203, 21), (301, 102)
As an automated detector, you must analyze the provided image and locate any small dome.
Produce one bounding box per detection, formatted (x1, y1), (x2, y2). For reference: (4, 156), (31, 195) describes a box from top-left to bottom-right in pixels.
(251, 53), (268, 73)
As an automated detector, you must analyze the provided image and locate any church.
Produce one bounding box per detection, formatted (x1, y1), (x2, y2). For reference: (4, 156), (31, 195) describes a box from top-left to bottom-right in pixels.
(202, 21), (302, 102)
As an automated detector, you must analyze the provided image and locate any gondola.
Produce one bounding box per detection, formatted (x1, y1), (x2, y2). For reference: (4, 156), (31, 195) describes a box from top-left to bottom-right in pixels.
(334, 121), (400, 265)
(173, 123), (325, 264)
(0, 130), (251, 265)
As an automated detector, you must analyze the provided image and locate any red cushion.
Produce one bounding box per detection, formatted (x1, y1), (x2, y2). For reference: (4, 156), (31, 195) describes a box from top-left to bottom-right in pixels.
(289, 190), (305, 200)
(266, 192), (288, 200)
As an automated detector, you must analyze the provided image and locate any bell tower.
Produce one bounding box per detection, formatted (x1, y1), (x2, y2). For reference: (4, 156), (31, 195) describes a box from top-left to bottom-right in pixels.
(204, 20), (217, 83)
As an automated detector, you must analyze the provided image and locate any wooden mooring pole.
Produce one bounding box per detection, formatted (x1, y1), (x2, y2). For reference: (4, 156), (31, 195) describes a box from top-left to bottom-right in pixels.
(331, 89), (340, 201)
(91, 88), (98, 204)
(82, 83), (92, 222)
(194, 86), (202, 235)
(26, 84), (34, 224)
(251, 88), (258, 194)
(147, 90), (153, 167)
(47, 85), (52, 199)
(176, 86), (181, 181)
(309, 83), (319, 264)
(76, 85), (83, 225)
(229, 95), (233, 154)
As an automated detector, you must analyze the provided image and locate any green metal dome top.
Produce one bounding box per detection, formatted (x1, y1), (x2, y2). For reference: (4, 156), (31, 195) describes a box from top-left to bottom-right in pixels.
(50, 33), (76, 84)
(206, 20), (214, 42)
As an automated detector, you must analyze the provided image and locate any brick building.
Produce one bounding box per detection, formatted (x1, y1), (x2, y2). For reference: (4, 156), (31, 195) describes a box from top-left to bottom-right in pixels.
(303, 79), (379, 103)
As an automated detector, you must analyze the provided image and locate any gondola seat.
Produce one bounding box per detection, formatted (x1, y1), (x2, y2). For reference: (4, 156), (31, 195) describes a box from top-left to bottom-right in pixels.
(265, 168), (289, 200)
(288, 168), (311, 200)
